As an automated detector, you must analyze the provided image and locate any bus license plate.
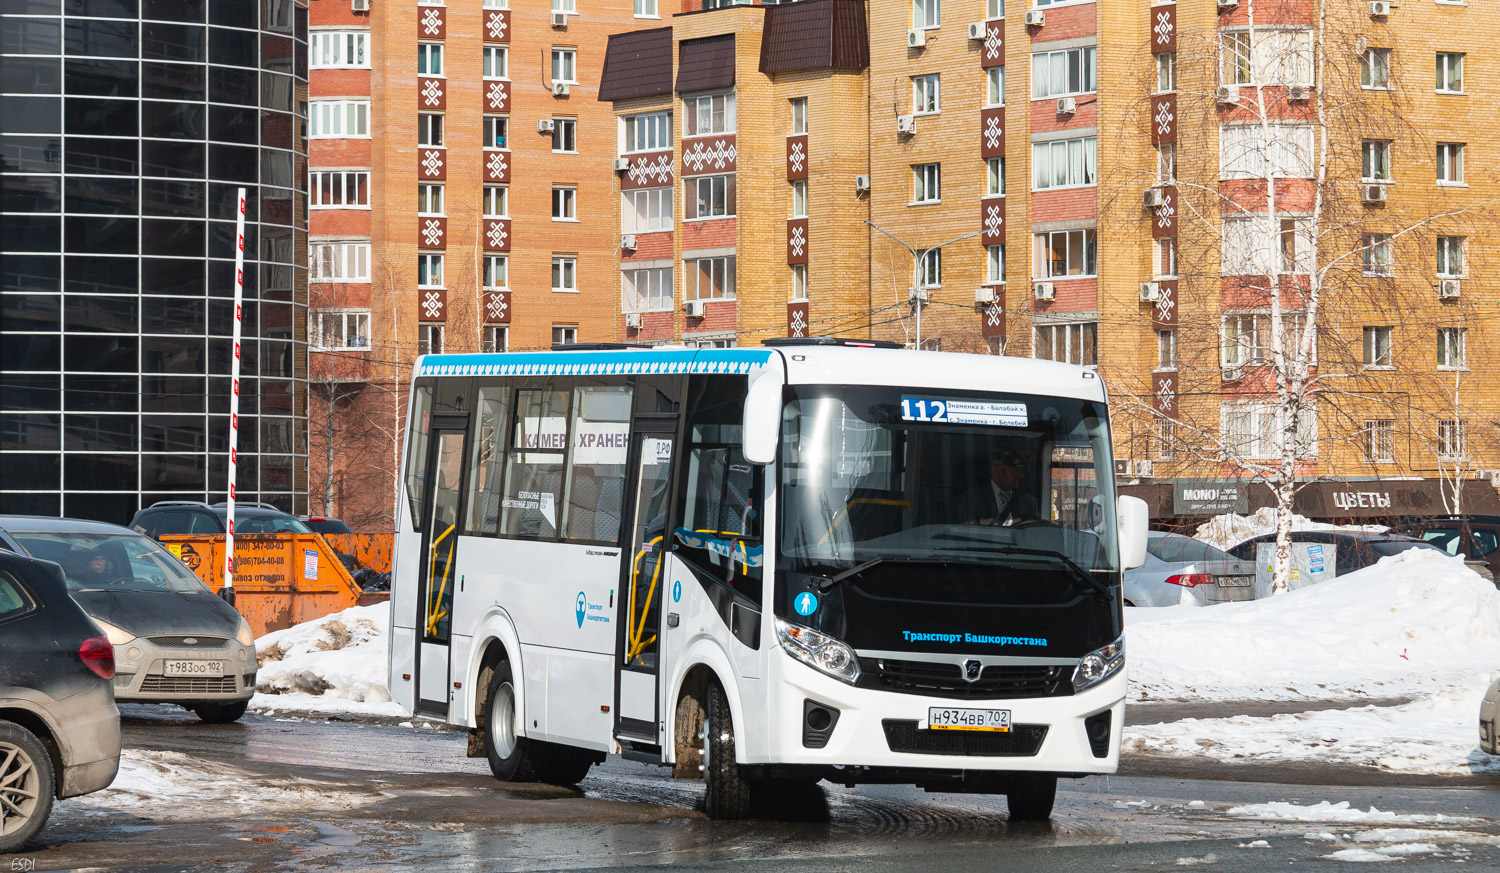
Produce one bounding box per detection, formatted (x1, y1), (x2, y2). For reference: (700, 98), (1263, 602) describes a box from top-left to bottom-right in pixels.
(164, 660), (223, 677)
(925, 707), (1011, 732)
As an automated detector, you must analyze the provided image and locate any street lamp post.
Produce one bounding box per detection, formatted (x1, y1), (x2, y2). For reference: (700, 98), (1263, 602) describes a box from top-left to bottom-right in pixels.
(865, 221), (983, 349)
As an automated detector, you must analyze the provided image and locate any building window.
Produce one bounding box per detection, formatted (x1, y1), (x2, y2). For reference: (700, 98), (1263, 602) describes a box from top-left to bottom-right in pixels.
(484, 255), (508, 289)
(912, 74), (941, 114)
(986, 157), (1006, 196)
(1437, 142), (1465, 184)
(791, 180), (807, 218)
(625, 111), (671, 151)
(1362, 140), (1391, 182)
(310, 309), (371, 350)
(1219, 124), (1314, 179)
(1361, 48), (1391, 89)
(483, 46), (509, 79)
(552, 256), (578, 292)
(635, 0), (658, 16)
(986, 244), (1006, 284)
(912, 163), (941, 203)
(685, 174), (735, 219)
(1363, 233), (1393, 277)
(1364, 420), (1394, 463)
(684, 93), (735, 136)
(1438, 327), (1467, 369)
(986, 66), (1005, 107)
(310, 170), (369, 207)
(686, 256), (736, 300)
(1278, 217), (1313, 274)
(483, 326), (509, 353)
(553, 0), (576, 13)
(418, 113), (444, 147)
(484, 116), (508, 149)
(1154, 237), (1177, 278)
(1031, 46), (1097, 99)
(1221, 313), (1259, 367)
(1221, 216), (1311, 275)
(418, 324), (445, 356)
(551, 48), (577, 84)
(552, 325), (578, 346)
(913, 0), (940, 30)
(417, 183), (444, 216)
(1437, 236), (1466, 277)
(418, 43), (444, 76)
(1155, 417), (1176, 461)
(1034, 322), (1097, 366)
(1222, 403), (1317, 459)
(552, 187), (577, 220)
(791, 264), (808, 301)
(1156, 143), (1176, 183)
(485, 0), (508, 4)
(1033, 228), (1097, 279)
(1156, 329), (1177, 370)
(623, 267), (673, 312)
(310, 31), (369, 69)
(418, 253), (444, 288)
(552, 117), (577, 152)
(1220, 29), (1312, 86)
(1031, 136), (1097, 189)
(309, 100), (369, 138)
(790, 97), (808, 133)
(1438, 419), (1466, 460)
(987, 0), (1004, 17)
(917, 249), (941, 288)
(1155, 51), (1175, 92)
(623, 187), (673, 233)
(1363, 326), (1393, 367)
(311, 240), (371, 282)
(1436, 52), (1464, 93)
(483, 185), (509, 218)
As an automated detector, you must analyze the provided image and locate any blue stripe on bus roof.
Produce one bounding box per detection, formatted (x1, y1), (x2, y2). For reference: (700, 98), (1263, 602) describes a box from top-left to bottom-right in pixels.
(417, 348), (774, 378)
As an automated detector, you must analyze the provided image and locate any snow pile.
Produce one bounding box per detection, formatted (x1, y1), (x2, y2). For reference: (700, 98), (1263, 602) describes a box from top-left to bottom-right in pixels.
(1225, 801), (1475, 825)
(1192, 507), (1387, 551)
(252, 603), (405, 716)
(1125, 682), (1500, 776)
(1126, 548), (1500, 703)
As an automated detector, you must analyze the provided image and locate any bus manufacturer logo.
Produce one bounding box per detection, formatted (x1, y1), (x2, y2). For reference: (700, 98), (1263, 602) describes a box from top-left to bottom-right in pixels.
(963, 659), (982, 682)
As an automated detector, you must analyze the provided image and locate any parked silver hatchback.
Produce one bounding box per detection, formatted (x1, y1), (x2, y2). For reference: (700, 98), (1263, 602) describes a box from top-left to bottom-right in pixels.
(0, 517), (257, 723)
(1123, 532), (1258, 608)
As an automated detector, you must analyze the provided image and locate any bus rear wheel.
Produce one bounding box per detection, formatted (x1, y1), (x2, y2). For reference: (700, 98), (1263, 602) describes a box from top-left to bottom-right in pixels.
(700, 681), (753, 820)
(484, 660), (540, 782)
(1006, 773), (1058, 821)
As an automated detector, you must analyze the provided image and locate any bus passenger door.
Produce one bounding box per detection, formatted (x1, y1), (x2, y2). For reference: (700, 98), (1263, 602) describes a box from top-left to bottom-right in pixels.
(615, 426), (677, 743)
(415, 417), (469, 718)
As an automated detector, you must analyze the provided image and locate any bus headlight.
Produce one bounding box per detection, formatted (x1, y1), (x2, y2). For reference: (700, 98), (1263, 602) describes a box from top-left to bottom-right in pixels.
(776, 619), (861, 684)
(1072, 636), (1124, 693)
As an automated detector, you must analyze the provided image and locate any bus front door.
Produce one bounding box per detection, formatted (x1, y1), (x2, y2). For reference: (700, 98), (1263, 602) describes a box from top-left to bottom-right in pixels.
(615, 426), (677, 744)
(414, 418), (469, 718)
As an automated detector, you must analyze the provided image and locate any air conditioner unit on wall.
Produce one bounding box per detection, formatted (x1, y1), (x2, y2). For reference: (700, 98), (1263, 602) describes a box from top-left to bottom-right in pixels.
(1361, 183), (1388, 204)
(1140, 282), (1161, 302)
(1287, 85), (1311, 102)
(551, 11), (568, 26)
(897, 114), (917, 134)
(1438, 278), (1462, 299)
(621, 234), (637, 250)
(1143, 187), (1167, 208)
(1056, 97), (1077, 115)
(1222, 366), (1244, 382)
(968, 22), (987, 40)
(1113, 459), (1132, 477)
(537, 119), (556, 133)
(1216, 85), (1240, 105)
(625, 313), (643, 329)
(1218, 0), (1239, 8)
(684, 299), (706, 317)
(1024, 10), (1045, 26)
(613, 157), (631, 171)
(1369, 1), (1390, 18)
(351, 0), (370, 11)
(552, 82), (570, 97)
(854, 175), (871, 193)
(907, 29), (927, 48)
(975, 287), (997, 305)
(1033, 282), (1055, 301)
(1133, 460), (1155, 479)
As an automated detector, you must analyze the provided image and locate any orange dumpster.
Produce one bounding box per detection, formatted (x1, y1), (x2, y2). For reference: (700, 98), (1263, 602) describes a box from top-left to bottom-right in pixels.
(159, 532), (389, 638)
(321, 533), (394, 574)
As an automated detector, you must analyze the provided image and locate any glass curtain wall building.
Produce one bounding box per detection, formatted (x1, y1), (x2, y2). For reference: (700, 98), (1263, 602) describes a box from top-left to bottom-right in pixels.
(1, 0), (309, 523)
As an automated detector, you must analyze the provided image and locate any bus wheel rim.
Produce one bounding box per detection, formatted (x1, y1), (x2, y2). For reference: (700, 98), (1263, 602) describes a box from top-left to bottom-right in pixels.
(0, 741), (40, 837)
(491, 681), (518, 759)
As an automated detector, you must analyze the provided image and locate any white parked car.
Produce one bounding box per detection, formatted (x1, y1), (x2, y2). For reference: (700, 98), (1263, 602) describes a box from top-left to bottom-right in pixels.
(1123, 532), (1258, 608)
(1482, 675), (1500, 756)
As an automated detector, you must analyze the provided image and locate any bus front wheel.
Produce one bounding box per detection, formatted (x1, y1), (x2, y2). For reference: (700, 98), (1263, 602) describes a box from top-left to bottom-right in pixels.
(1006, 774), (1058, 821)
(700, 681), (753, 819)
(484, 660), (541, 782)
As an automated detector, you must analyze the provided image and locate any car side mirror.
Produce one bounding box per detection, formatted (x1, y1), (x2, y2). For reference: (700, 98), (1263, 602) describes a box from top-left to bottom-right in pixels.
(1117, 495), (1149, 571)
(741, 371), (783, 465)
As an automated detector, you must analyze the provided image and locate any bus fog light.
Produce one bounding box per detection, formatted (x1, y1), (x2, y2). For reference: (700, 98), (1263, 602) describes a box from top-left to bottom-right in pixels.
(1071, 636), (1124, 692)
(776, 619), (861, 684)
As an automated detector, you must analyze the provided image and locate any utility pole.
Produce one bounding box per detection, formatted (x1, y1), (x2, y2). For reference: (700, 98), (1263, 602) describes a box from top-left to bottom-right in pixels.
(865, 221), (982, 349)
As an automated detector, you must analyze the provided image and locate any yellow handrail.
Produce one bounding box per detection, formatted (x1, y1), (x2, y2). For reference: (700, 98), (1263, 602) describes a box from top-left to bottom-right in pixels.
(815, 498), (911, 546)
(425, 523), (456, 637)
(627, 535), (663, 663)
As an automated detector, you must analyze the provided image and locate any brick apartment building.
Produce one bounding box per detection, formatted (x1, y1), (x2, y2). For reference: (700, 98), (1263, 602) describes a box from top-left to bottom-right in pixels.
(313, 0), (1500, 529)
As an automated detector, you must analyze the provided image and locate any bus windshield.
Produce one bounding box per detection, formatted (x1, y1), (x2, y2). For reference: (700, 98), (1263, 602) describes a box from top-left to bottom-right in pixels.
(778, 385), (1118, 578)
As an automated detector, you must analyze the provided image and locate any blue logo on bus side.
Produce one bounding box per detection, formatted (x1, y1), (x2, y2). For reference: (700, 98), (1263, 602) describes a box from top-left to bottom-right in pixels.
(672, 579), (681, 603)
(794, 591), (818, 616)
(575, 592), (587, 628)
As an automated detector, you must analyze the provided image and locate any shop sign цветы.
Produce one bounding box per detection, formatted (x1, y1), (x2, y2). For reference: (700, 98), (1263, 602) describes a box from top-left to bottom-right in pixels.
(1173, 481), (1247, 515)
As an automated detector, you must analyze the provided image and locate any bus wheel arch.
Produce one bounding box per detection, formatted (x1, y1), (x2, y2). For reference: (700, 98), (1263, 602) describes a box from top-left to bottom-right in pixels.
(670, 665), (714, 778)
(467, 637), (512, 758)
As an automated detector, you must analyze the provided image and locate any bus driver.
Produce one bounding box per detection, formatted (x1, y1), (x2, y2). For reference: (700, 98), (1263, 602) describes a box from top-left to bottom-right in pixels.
(975, 446), (1039, 526)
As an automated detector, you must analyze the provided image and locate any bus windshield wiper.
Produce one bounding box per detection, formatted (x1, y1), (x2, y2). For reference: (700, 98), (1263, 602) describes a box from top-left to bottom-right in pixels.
(934, 544), (1115, 601)
(816, 558), (885, 591)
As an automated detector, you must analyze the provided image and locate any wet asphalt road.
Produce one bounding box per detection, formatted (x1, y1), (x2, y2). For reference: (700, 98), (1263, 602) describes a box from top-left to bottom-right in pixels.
(4, 704), (1500, 872)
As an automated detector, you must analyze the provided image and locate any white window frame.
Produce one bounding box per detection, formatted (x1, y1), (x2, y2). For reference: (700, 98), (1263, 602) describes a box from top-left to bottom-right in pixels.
(552, 186), (578, 221)
(917, 249), (942, 288)
(1438, 419), (1467, 461)
(552, 0), (576, 13)
(418, 42), (444, 77)
(913, 0), (940, 30)
(791, 264), (808, 301)
(790, 180), (807, 218)
(418, 253), (445, 288)
(1364, 419), (1394, 463)
(635, 0), (659, 18)
(686, 255), (736, 301)
(1157, 143), (1176, 183)
(1031, 136), (1097, 190)
(624, 111), (672, 152)
(1438, 327), (1467, 370)
(622, 187), (673, 234)
(552, 256), (578, 293)
(684, 92), (736, 136)
(1154, 237), (1177, 279)
(310, 31), (369, 69)
(1221, 402), (1317, 459)
(310, 239), (371, 282)
(986, 66), (1005, 107)
(483, 325), (509, 354)
(623, 266), (673, 313)
(417, 183), (444, 216)
(552, 325), (579, 346)
(309, 170), (370, 208)
(1437, 142), (1465, 185)
(1032, 228), (1097, 279)
(987, 0), (1004, 17)
(1363, 325), (1393, 367)
(309, 100), (370, 138)
(1362, 139), (1391, 182)
(1030, 46), (1097, 99)
(552, 117), (577, 152)
(986, 244), (1006, 284)
(790, 97), (808, 134)
(912, 74), (941, 115)
(418, 112), (444, 147)
(1156, 328), (1177, 371)
(1219, 28), (1313, 87)
(484, 115), (509, 150)
(551, 48), (577, 85)
(484, 254), (508, 290)
(1219, 124), (1314, 180)
(1363, 233), (1394, 277)
(483, 45), (509, 80)
(912, 162), (941, 204)
(987, 157), (1006, 196)
(1361, 47), (1391, 90)
(684, 174), (735, 220)
(1221, 310), (1313, 366)
(1437, 235), (1466, 277)
(1436, 52), (1464, 93)
(484, 185), (509, 218)
(418, 324), (445, 357)
(1033, 321), (1098, 366)
(310, 309), (371, 351)
(1155, 51), (1175, 93)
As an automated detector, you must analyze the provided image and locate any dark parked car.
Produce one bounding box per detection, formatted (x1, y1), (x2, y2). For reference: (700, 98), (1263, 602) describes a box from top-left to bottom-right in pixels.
(1389, 515), (1500, 582)
(299, 516), (354, 535)
(0, 517), (257, 724)
(1225, 530), (1445, 576)
(0, 550), (121, 852)
(130, 500), (312, 539)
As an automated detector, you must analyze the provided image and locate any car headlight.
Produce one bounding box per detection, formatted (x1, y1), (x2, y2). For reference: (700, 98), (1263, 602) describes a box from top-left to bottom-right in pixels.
(91, 618), (136, 646)
(1072, 635), (1125, 693)
(235, 618), (256, 648)
(776, 618), (861, 684)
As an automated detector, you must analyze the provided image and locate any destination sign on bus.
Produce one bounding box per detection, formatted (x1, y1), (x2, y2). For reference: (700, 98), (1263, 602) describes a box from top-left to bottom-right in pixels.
(900, 396), (1028, 427)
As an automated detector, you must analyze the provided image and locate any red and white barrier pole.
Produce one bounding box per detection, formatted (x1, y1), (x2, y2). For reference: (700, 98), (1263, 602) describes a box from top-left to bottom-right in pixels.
(223, 187), (246, 606)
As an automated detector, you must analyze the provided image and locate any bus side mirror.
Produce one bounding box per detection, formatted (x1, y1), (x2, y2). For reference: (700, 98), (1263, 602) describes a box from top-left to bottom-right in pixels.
(1117, 496), (1149, 571)
(742, 374), (782, 465)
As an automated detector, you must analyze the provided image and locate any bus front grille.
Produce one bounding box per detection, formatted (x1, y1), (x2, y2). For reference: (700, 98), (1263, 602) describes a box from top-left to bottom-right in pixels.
(865, 658), (1073, 700)
(881, 720), (1048, 757)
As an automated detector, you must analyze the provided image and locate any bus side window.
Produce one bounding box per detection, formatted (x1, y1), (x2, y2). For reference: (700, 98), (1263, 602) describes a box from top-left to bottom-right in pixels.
(404, 383), (434, 530)
(500, 381), (571, 539)
(466, 383), (512, 535)
(564, 381), (632, 544)
(674, 376), (764, 606)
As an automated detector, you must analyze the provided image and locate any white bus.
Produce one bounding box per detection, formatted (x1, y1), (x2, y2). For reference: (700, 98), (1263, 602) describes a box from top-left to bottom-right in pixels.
(389, 339), (1147, 820)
